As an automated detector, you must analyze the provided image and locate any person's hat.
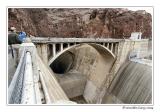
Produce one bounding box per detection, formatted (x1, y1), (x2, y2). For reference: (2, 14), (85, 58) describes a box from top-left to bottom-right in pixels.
(10, 27), (16, 31)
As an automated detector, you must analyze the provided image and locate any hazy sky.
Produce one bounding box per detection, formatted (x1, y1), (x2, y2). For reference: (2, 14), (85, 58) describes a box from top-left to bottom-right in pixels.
(127, 7), (153, 15)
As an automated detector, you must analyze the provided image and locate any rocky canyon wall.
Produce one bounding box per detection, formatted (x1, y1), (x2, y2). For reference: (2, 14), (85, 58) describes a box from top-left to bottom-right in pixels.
(8, 8), (152, 38)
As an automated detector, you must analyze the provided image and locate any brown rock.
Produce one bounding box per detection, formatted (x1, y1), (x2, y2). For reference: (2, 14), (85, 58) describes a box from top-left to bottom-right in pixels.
(8, 8), (152, 39)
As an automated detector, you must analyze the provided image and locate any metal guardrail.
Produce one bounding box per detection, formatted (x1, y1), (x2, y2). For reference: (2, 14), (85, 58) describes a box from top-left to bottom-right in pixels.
(8, 49), (26, 104)
(8, 49), (37, 104)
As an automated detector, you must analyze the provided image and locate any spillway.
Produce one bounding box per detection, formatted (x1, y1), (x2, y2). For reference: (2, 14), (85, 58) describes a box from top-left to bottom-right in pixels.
(102, 61), (152, 104)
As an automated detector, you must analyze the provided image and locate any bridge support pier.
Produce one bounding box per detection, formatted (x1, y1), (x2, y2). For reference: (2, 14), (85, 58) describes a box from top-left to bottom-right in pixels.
(67, 43), (70, 47)
(115, 43), (118, 56)
(111, 43), (113, 52)
(60, 43), (63, 52)
(52, 44), (56, 57)
(107, 43), (109, 48)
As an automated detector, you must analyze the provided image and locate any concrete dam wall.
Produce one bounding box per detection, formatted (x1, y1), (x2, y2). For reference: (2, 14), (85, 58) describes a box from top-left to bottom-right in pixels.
(49, 43), (152, 104)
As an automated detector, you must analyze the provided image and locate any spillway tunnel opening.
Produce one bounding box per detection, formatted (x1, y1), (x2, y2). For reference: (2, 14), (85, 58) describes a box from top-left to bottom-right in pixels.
(50, 51), (74, 74)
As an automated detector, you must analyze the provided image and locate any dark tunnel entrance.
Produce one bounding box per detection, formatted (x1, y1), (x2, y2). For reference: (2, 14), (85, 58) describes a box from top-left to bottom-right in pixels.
(50, 51), (74, 74)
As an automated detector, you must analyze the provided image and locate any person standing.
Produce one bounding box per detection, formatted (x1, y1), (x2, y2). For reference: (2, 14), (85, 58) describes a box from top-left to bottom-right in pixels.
(8, 27), (22, 45)
(8, 27), (21, 58)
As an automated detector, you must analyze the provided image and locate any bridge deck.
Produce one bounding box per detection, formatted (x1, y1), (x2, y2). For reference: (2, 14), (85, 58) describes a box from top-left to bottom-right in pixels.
(32, 37), (124, 43)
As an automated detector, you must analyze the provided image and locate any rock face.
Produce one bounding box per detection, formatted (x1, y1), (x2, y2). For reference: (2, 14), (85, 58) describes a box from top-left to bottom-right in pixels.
(8, 8), (152, 38)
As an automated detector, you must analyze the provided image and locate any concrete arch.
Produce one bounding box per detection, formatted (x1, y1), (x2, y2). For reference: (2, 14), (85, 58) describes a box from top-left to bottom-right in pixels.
(49, 43), (116, 103)
(48, 43), (116, 66)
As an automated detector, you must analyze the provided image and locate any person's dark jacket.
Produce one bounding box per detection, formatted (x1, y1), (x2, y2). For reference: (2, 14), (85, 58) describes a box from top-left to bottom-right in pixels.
(8, 31), (22, 45)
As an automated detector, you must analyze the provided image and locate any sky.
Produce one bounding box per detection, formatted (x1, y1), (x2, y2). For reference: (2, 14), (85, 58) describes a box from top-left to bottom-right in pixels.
(127, 7), (153, 15)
